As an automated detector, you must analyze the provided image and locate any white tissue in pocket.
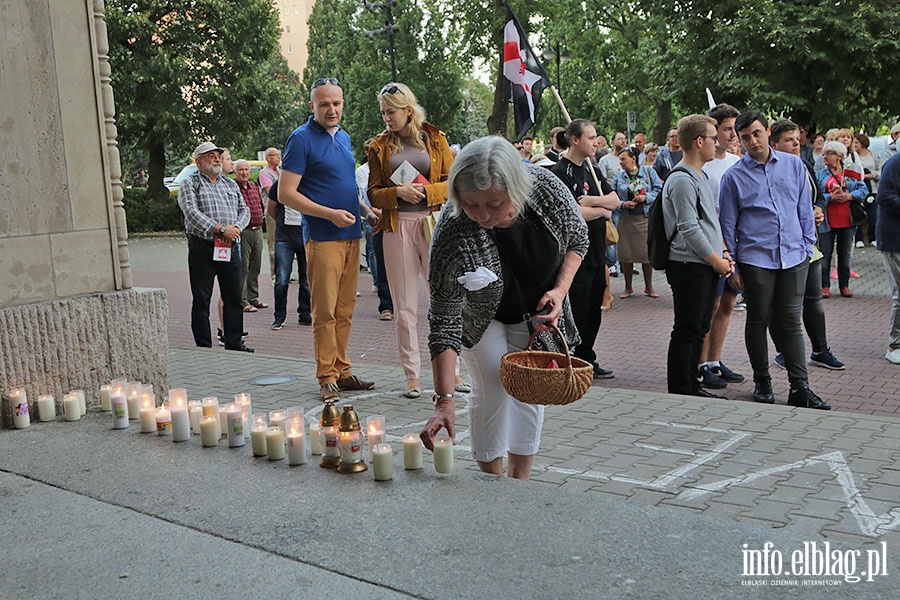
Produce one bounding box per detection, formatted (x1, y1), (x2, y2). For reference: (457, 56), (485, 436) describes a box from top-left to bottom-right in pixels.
(457, 266), (499, 291)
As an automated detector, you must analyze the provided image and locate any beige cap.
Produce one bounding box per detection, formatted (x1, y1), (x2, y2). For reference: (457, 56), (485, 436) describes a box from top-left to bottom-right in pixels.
(192, 142), (225, 159)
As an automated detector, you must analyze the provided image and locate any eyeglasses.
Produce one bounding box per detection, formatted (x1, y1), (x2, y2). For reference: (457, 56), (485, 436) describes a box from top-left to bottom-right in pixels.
(695, 134), (718, 142)
(311, 77), (340, 89)
(668, 133), (678, 139)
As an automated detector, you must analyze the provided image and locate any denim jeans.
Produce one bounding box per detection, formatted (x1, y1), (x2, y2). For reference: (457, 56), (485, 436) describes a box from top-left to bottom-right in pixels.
(273, 240), (311, 323)
(819, 226), (855, 289)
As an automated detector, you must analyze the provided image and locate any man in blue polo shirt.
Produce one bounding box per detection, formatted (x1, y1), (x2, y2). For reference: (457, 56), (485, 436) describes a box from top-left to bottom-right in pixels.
(278, 77), (375, 401)
(719, 110), (829, 410)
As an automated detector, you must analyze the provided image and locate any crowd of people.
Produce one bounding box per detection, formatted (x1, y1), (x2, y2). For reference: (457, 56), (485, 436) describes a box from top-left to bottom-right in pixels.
(176, 76), (900, 480)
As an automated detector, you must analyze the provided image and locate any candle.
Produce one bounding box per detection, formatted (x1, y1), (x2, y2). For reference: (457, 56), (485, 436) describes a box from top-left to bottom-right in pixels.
(199, 415), (219, 447)
(126, 381), (141, 420)
(168, 388), (187, 406)
(72, 389), (86, 416)
(8, 388), (30, 429)
(155, 404), (172, 436)
(309, 423), (323, 455)
(372, 443), (393, 481)
(201, 397), (221, 439)
(99, 384), (112, 411)
(138, 394), (157, 433)
(266, 426), (285, 460)
(37, 394), (56, 422)
(225, 402), (245, 448)
(188, 400), (202, 435)
(403, 434), (423, 470)
(170, 394), (191, 442)
(338, 430), (363, 464)
(111, 390), (128, 429)
(366, 414), (385, 459)
(250, 416), (268, 456)
(269, 410), (286, 442)
(322, 425), (340, 461)
(433, 435), (454, 475)
(63, 393), (80, 421)
(235, 393), (252, 434)
(287, 423), (306, 466)
(218, 408), (228, 439)
(110, 378), (126, 399)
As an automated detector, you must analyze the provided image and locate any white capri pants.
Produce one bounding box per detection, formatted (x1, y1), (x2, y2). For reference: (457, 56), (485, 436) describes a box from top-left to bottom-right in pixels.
(461, 320), (544, 463)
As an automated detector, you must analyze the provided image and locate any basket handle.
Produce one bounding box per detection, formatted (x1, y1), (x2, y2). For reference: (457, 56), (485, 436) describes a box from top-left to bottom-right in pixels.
(524, 323), (574, 369)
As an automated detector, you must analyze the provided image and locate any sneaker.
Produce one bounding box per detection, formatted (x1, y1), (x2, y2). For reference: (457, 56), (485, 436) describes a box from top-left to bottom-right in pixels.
(885, 348), (900, 364)
(851, 270), (860, 278)
(774, 353), (786, 369)
(225, 343), (254, 353)
(336, 375), (375, 391)
(320, 382), (340, 401)
(217, 328), (225, 346)
(694, 388), (726, 399)
(753, 378), (775, 404)
(839, 287), (853, 298)
(699, 364), (727, 389)
(298, 316), (312, 326)
(821, 288), (831, 298)
(592, 364), (615, 379)
(271, 320), (284, 331)
(733, 295), (746, 311)
(809, 348), (845, 370)
(711, 363), (744, 383)
(609, 265), (619, 277)
(855, 240), (864, 248)
(787, 386), (831, 410)
(871, 241), (877, 247)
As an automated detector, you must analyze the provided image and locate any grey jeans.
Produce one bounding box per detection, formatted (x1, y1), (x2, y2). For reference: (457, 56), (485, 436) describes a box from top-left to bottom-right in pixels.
(882, 251), (900, 350)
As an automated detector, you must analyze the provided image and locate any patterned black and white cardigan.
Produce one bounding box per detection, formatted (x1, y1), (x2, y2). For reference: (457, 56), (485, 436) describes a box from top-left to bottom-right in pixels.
(427, 164), (589, 359)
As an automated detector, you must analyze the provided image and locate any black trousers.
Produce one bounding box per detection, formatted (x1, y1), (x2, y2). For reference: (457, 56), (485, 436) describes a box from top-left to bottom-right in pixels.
(666, 261), (718, 395)
(740, 261), (809, 389)
(372, 231), (393, 313)
(770, 258), (828, 355)
(187, 235), (244, 349)
(568, 264), (606, 366)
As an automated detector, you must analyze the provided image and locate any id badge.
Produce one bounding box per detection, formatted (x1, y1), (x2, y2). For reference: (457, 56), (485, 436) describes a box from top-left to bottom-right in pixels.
(213, 235), (232, 262)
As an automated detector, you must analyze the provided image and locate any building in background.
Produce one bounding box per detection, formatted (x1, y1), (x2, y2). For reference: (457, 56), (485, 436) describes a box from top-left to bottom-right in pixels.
(274, 1), (315, 77)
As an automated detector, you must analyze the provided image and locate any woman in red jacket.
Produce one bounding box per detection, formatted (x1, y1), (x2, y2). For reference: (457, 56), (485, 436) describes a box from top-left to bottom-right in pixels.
(367, 82), (469, 398)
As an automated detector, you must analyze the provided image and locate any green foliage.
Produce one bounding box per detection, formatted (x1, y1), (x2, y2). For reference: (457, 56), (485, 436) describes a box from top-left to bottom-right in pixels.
(122, 187), (183, 233)
(303, 0), (464, 157)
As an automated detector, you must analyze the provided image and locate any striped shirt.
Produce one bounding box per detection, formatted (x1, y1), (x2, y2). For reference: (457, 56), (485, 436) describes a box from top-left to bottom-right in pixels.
(178, 172), (250, 240)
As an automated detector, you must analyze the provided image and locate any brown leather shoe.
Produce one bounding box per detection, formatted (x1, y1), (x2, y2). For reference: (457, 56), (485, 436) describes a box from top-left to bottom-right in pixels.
(337, 375), (375, 391)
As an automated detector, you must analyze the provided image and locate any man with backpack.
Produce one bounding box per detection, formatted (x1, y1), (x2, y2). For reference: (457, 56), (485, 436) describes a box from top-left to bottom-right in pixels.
(660, 115), (733, 397)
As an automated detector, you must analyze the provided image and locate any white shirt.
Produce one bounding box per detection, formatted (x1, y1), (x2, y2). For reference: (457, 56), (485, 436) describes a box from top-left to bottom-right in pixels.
(702, 152), (740, 209)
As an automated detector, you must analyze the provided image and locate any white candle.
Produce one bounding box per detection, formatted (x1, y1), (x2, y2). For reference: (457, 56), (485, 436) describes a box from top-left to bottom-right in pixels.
(338, 430), (363, 464)
(99, 384), (112, 411)
(138, 395), (157, 433)
(287, 425), (306, 466)
(266, 426), (285, 460)
(168, 388), (187, 406)
(170, 396), (191, 442)
(235, 393), (252, 434)
(322, 425), (340, 460)
(309, 423), (323, 455)
(269, 410), (286, 443)
(225, 402), (245, 448)
(250, 422), (268, 456)
(201, 397), (221, 439)
(433, 436), (454, 474)
(155, 405), (172, 436)
(111, 391), (128, 429)
(126, 381), (141, 420)
(8, 388), (30, 429)
(188, 401), (202, 435)
(37, 394), (56, 422)
(200, 415), (219, 447)
(403, 434), (423, 470)
(63, 393), (81, 422)
(372, 443), (393, 481)
(366, 414), (385, 459)
(72, 389), (86, 416)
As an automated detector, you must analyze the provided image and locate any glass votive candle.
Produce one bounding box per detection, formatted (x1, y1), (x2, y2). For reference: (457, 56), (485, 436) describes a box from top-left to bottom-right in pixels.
(201, 397), (221, 439)
(433, 432), (454, 475)
(309, 423), (323, 455)
(372, 443), (393, 481)
(366, 414), (385, 458)
(403, 433), (423, 470)
(37, 394), (56, 422)
(188, 400), (202, 434)
(250, 413), (268, 456)
(139, 393), (157, 433)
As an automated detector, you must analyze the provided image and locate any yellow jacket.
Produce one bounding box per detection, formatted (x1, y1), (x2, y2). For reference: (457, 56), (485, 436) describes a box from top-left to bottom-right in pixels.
(366, 122), (453, 233)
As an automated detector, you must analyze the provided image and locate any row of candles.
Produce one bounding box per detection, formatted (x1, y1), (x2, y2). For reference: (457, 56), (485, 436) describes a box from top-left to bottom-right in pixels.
(5, 381), (454, 479)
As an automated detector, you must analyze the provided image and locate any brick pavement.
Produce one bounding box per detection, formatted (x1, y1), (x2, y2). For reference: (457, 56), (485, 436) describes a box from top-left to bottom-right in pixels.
(133, 235), (899, 417)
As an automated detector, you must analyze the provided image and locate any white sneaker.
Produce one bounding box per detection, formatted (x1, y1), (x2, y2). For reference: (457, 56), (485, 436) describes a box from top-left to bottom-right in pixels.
(886, 349), (900, 364)
(855, 241), (864, 248)
(871, 241), (877, 247)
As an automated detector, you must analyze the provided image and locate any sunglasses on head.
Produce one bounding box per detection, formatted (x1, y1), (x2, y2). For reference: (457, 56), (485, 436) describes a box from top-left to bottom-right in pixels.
(312, 77), (340, 89)
(380, 84), (403, 96)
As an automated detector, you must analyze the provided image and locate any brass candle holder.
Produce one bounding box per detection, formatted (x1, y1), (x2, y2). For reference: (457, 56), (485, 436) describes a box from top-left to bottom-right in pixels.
(336, 405), (367, 474)
(319, 401), (341, 469)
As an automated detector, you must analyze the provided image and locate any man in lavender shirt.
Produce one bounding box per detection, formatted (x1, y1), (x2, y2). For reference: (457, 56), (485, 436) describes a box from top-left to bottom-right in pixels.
(719, 110), (830, 410)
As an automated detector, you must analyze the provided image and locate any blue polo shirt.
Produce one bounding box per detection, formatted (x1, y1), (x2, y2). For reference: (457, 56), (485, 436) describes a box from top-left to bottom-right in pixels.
(281, 115), (360, 242)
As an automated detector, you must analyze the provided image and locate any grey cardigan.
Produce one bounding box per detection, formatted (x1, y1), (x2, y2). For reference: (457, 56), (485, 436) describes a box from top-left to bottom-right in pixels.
(428, 165), (589, 359)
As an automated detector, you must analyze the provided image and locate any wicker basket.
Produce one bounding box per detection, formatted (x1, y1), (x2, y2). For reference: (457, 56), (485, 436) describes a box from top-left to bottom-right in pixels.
(499, 324), (593, 406)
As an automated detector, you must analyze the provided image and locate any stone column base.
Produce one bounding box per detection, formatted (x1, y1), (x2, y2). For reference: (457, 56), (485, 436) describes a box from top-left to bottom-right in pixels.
(1, 288), (168, 427)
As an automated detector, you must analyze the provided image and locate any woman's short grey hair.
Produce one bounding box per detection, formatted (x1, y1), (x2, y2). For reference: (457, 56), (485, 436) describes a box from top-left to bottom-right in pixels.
(446, 136), (531, 217)
(822, 140), (847, 159)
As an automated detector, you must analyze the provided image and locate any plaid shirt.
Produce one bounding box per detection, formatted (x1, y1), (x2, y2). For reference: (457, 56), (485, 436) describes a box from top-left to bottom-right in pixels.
(178, 172), (250, 240)
(237, 179), (264, 227)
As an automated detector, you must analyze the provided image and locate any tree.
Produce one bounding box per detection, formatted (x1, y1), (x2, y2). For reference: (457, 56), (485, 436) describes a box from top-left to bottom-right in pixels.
(106, 0), (296, 200)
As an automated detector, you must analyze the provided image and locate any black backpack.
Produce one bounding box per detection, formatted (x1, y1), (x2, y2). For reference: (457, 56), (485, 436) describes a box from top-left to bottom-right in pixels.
(647, 165), (701, 270)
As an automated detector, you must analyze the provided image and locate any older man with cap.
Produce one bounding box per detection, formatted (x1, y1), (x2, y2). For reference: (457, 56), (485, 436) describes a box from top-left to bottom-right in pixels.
(178, 141), (253, 352)
(884, 124), (900, 162)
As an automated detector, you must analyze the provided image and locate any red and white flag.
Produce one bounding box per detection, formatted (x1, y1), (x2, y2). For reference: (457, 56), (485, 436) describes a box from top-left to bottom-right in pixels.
(502, 4), (551, 142)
